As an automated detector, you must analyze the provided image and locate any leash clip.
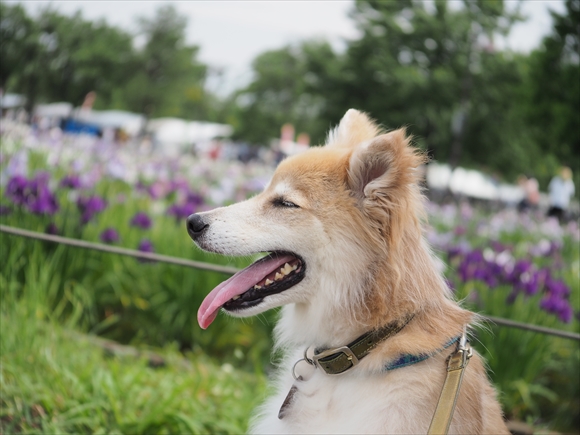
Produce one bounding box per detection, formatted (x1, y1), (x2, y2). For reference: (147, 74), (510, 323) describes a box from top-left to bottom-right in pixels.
(457, 328), (473, 363)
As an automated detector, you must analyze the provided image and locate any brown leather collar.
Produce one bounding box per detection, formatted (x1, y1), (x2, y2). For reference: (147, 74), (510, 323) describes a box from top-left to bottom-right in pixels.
(311, 314), (415, 375)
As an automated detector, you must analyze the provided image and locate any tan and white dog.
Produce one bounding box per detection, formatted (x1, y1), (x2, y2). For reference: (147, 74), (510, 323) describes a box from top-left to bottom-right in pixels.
(187, 109), (509, 434)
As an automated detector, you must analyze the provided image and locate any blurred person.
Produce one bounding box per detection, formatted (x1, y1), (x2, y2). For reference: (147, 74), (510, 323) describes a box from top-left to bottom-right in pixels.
(547, 166), (575, 222)
(517, 174), (540, 212)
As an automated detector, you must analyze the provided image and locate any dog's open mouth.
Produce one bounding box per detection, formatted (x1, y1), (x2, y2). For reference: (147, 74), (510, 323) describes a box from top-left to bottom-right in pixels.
(197, 252), (305, 329)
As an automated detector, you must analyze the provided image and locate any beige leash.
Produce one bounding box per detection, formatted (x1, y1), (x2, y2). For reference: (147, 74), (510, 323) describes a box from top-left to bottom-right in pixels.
(428, 331), (473, 435)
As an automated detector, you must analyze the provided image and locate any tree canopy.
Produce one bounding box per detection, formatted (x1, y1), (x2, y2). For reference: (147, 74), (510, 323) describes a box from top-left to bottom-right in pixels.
(0, 4), (207, 120)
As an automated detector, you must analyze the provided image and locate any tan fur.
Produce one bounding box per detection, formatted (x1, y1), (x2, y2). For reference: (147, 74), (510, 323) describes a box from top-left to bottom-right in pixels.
(192, 109), (509, 434)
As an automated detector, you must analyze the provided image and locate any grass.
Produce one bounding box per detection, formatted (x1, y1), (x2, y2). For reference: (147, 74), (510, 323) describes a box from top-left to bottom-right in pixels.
(1, 298), (268, 434)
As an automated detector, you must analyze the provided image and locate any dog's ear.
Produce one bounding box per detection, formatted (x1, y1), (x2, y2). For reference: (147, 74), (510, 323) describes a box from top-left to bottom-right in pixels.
(348, 128), (424, 201)
(326, 109), (382, 149)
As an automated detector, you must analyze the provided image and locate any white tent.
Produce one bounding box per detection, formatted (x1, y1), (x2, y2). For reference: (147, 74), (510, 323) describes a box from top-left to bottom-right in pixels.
(0, 93), (25, 109)
(427, 161), (523, 202)
(146, 117), (233, 155)
(35, 102), (73, 119)
(74, 109), (146, 136)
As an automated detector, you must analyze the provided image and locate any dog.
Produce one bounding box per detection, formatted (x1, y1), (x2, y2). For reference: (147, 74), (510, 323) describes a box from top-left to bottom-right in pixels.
(187, 109), (509, 434)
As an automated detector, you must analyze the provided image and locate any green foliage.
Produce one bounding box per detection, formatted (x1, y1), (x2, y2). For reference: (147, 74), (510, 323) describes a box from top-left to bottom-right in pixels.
(1, 5), (135, 110)
(0, 188), (275, 371)
(112, 5), (207, 119)
(454, 280), (578, 426)
(232, 0), (578, 191)
(233, 40), (336, 145)
(429, 206), (580, 431)
(318, 0), (532, 176)
(524, 0), (580, 189)
(0, 3), (38, 90)
(0, 295), (267, 434)
(1, 4), (210, 122)
(35, 10), (135, 108)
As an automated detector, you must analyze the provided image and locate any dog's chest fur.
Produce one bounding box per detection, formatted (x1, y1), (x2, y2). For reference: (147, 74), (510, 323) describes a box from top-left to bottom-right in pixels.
(250, 351), (476, 434)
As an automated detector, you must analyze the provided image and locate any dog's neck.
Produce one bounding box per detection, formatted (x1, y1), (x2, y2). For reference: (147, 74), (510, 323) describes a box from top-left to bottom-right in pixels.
(274, 237), (472, 359)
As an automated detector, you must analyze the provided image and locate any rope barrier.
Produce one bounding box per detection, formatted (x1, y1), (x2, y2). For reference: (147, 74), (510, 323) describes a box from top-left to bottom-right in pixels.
(0, 224), (239, 275)
(481, 315), (580, 341)
(2, 224), (579, 342)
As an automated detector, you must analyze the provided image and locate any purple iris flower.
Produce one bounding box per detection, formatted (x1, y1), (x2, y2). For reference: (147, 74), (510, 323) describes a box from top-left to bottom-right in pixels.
(138, 239), (154, 253)
(517, 271), (540, 296)
(458, 249), (486, 282)
(490, 240), (507, 253)
(60, 174), (82, 189)
(169, 179), (189, 193)
(6, 174), (59, 215)
(544, 278), (571, 298)
(28, 189), (59, 215)
(506, 259), (533, 285)
(186, 191), (204, 206)
(137, 238), (155, 263)
(100, 228), (120, 244)
(5, 175), (29, 205)
(77, 195), (107, 224)
(136, 180), (149, 194)
(46, 223), (59, 235)
(535, 268), (551, 287)
(167, 202), (197, 222)
(506, 291), (518, 305)
(447, 246), (463, 260)
(29, 173), (59, 215)
(147, 182), (166, 200)
(539, 294), (573, 323)
(130, 212), (152, 230)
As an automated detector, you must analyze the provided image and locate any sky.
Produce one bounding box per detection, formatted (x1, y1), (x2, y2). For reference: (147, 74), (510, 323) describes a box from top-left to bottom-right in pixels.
(14, 0), (567, 95)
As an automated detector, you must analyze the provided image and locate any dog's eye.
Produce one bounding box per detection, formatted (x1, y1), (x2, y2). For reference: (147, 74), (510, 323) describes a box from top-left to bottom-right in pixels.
(274, 198), (299, 208)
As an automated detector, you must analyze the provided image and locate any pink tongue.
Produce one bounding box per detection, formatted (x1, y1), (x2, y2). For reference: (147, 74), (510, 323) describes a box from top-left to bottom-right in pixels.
(197, 254), (295, 329)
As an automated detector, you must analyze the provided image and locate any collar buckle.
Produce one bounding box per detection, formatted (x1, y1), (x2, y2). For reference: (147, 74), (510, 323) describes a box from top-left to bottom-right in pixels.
(312, 345), (360, 375)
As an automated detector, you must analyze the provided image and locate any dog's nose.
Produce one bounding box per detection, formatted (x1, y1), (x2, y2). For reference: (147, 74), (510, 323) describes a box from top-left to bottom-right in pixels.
(186, 214), (209, 239)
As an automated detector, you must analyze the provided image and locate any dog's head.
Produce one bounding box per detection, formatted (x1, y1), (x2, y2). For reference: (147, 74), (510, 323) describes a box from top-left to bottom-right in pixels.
(189, 109), (427, 330)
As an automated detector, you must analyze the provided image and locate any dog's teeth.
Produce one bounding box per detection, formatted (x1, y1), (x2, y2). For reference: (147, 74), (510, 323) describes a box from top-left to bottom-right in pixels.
(282, 263), (292, 275)
(232, 295), (240, 300)
(265, 279), (273, 286)
(253, 285), (262, 289)
(275, 272), (283, 281)
(291, 264), (298, 271)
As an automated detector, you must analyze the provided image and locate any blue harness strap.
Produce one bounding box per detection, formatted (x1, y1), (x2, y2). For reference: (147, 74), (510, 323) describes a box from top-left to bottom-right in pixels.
(384, 336), (461, 371)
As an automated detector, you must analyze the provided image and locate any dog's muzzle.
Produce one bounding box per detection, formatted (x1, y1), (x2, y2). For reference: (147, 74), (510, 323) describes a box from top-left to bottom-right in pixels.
(186, 213), (209, 240)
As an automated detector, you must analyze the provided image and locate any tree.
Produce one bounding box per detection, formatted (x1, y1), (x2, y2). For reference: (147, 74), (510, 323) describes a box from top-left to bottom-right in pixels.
(233, 41), (337, 145)
(0, 3), (37, 89)
(116, 5), (207, 119)
(0, 3), (44, 116)
(329, 1), (525, 170)
(1, 4), (136, 111)
(525, 0), (579, 188)
(1, 4), (212, 121)
(36, 9), (136, 107)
